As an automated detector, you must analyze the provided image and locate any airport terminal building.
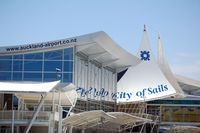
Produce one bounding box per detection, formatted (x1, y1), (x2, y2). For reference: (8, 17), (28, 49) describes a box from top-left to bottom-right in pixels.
(0, 30), (200, 133)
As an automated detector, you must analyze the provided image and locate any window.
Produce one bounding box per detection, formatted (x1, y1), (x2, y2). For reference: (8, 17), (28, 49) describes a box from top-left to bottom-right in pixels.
(13, 55), (23, 59)
(44, 50), (63, 60)
(64, 61), (73, 72)
(43, 73), (62, 82)
(13, 72), (22, 81)
(0, 56), (12, 59)
(24, 61), (42, 71)
(64, 48), (73, 60)
(24, 72), (42, 81)
(0, 72), (11, 80)
(0, 60), (12, 71)
(0, 47), (74, 83)
(13, 60), (23, 71)
(63, 73), (72, 83)
(44, 61), (62, 72)
(24, 53), (43, 60)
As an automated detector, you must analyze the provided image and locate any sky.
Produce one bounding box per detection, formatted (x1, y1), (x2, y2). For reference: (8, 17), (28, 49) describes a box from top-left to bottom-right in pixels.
(0, 0), (200, 80)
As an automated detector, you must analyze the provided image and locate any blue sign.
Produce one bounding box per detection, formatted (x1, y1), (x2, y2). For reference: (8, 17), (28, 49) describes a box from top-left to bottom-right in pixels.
(76, 84), (169, 101)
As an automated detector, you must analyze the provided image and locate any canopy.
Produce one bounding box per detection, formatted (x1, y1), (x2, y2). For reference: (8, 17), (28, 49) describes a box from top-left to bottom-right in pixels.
(107, 112), (151, 125)
(175, 75), (200, 96)
(176, 75), (200, 88)
(62, 110), (151, 130)
(62, 110), (115, 128)
(0, 80), (60, 93)
(15, 83), (77, 106)
(117, 27), (177, 103)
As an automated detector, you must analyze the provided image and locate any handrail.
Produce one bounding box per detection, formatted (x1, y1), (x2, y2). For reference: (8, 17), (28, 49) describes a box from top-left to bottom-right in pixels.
(0, 110), (51, 121)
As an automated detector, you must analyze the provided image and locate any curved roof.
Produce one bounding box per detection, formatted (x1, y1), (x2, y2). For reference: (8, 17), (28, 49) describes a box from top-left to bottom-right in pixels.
(0, 31), (140, 71)
(75, 31), (140, 71)
(176, 75), (200, 96)
(62, 110), (151, 130)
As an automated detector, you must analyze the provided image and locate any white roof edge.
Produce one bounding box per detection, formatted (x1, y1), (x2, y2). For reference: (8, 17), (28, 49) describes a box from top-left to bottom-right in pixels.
(0, 31), (140, 69)
(175, 74), (200, 88)
(90, 31), (140, 67)
(0, 80), (60, 93)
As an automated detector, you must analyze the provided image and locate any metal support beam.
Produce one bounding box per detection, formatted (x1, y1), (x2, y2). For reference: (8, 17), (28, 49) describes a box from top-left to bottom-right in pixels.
(12, 110), (14, 133)
(51, 90), (55, 133)
(58, 91), (62, 133)
(150, 116), (159, 133)
(69, 126), (73, 133)
(24, 94), (47, 133)
(81, 129), (85, 133)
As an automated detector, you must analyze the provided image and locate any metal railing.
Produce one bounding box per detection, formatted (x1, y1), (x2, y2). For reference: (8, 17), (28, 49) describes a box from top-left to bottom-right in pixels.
(0, 110), (51, 122)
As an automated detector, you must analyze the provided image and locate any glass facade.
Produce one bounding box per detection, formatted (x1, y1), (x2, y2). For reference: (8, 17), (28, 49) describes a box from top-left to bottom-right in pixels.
(161, 106), (200, 123)
(147, 100), (200, 123)
(0, 47), (74, 83)
(148, 99), (200, 105)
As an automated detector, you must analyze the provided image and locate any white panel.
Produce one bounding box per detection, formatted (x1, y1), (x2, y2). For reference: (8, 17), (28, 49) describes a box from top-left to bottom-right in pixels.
(0, 81), (59, 93)
(158, 35), (184, 96)
(117, 29), (177, 103)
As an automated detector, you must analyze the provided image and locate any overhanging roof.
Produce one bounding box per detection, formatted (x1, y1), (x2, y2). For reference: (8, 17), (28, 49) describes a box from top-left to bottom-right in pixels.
(0, 31), (140, 72)
(0, 80), (60, 93)
(62, 110), (151, 130)
(175, 75), (200, 96)
(15, 83), (77, 106)
(62, 110), (115, 129)
(176, 75), (200, 88)
(75, 31), (140, 72)
(107, 112), (151, 125)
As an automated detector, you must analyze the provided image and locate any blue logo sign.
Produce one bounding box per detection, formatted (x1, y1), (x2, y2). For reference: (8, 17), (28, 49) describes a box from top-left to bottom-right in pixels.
(76, 84), (169, 101)
(140, 51), (150, 61)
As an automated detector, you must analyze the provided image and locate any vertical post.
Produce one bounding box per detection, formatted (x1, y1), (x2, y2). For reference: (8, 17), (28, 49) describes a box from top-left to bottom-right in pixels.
(51, 90), (55, 133)
(58, 106), (63, 133)
(58, 91), (62, 133)
(81, 129), (85, 133)
(48, 113), (51, 133)
(69, 126), (73, 133)
(12, 110), (14, 133)
(52, 90), (55, 112)
(144, 96), (147, 133)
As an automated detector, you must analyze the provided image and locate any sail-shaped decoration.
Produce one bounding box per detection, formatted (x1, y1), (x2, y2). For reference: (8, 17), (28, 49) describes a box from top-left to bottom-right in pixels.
(157, 34), (185, 98)
(117, 26), (177, 103)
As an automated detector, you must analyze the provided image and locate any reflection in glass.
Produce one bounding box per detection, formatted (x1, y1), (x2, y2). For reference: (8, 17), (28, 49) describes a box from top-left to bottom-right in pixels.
(0, 60), (12, 71)
(24, 61), (42, 71)
(43, 73), (62, 81)
(64, 61), (73, 72)
(13, 72), (22, 81)
(63, 73), (72, 83)
(13, 60), (23, 71)
(13, 55), (23, 59)
(44, 50), (63, 60)
(64, 48), (73, 60)
(24, 53), (43, 60)
(44, 61), (62, 72)
(24, 72), (42, 81)
(0, 72), (11, 81)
